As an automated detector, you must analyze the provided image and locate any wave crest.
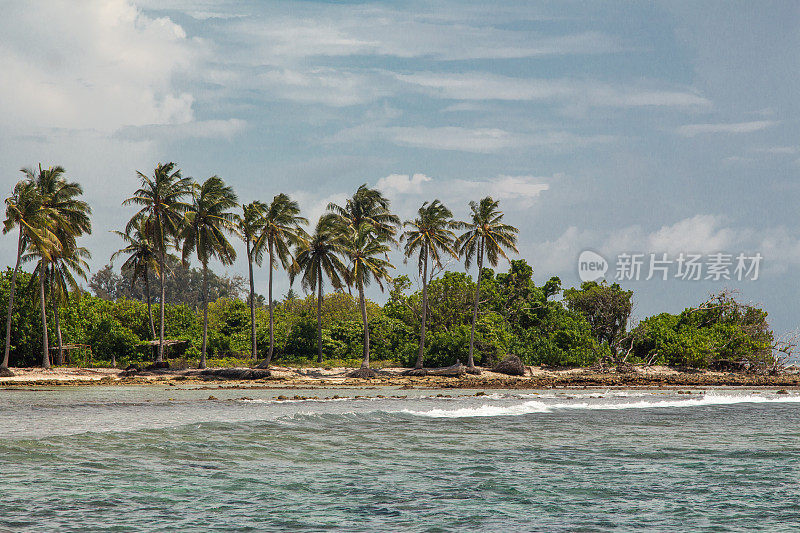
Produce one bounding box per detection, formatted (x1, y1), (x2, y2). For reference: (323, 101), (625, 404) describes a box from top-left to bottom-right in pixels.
(402, 393), (800, 418)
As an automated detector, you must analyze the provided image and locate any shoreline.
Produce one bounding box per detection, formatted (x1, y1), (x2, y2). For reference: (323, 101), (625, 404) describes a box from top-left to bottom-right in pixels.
(1, 365), (799, 389)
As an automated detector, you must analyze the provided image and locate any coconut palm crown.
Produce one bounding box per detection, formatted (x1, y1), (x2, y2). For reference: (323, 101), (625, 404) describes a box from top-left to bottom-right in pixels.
(326, 184), (400, 241)
(455, 196), (519, 370)
(22, 164), (92, 369)
(2, 178), (58, 371)
(123, 162), (192, 362)
(255, 193), (308, 368)
(181, 176), (239, 369)
(234, 201), (268, 360)
(111, 217), (164, 341)
(290, 215), (348, 363)
(401, 199), (458, 370)
(341, 222), (394, 373)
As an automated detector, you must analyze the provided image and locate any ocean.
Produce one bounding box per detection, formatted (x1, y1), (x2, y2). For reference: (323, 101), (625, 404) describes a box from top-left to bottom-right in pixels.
(1, 386), (799, 532)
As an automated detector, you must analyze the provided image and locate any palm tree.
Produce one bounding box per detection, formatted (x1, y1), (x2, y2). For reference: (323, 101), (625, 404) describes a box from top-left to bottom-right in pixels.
(326, 184), (400, 241)
(2, 179), (58, 373)
(181, 176), (238, 369)
(111, 218), (162, 342)
(234, 201), (267, 361)
(24, 164), (92, 369)
(290, 216), (348, 364)
(23, 245), (58, 369)
(47, 244), (91, 365)
(455, 197), (519, 371)
(124, 162), (192, 363)
(255, 194), (307, 368)
(402, 200), (458, 371)
(341, 222), (394, 376)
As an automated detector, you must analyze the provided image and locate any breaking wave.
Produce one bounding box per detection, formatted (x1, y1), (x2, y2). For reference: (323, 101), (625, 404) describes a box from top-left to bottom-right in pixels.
(402, 393), (800, 418)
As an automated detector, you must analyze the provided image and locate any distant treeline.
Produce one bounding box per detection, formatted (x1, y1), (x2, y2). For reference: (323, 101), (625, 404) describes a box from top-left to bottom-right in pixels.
(0, 162), (783, 373)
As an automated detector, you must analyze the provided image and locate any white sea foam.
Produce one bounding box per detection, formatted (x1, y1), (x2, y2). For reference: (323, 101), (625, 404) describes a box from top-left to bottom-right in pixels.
(403, 393), (800, 418)
(402, 401), (551, 418)
(519, 390), (651, 399)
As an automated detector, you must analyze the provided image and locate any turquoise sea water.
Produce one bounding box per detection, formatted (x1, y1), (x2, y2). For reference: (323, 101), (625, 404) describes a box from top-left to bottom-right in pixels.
(1, 386), (799, 532)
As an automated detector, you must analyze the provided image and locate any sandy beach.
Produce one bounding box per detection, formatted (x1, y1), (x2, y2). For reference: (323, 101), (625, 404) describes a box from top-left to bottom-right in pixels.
(2, 364), (799, 388)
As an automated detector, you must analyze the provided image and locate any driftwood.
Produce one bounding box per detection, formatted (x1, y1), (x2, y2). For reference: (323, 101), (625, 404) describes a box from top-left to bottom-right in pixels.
(199, 368), (272, 380)
(426, 363), (467, 377)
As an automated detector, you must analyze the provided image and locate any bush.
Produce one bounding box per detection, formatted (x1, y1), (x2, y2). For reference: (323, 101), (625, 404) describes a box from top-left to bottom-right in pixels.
(629, 294), (774, 369)
(86, 316), (141, 364)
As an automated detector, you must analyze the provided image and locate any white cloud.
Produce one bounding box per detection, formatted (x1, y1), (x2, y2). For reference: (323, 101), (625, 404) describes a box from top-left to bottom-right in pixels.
(452, 176), (550, 208)
(289, 191), (349, 229)
(722, 156), (756, 164)
(397, 72), (710, 108)
(376, 173), (432, 195)
(0, 0), (201, 132)
(753, 146), (798, 154)
(530, 215), (747, 280)
(441, 103), (488, 113)
(758, 227), (800, 275)
(114, 119), (247, 141)
(372, 173), (550, 215)
(599, 215), (738, 256)
(379, 126), (615, 153)
(558, 214), (800, 278)
(255, 68), (393, 107)
(528, 226), (596, 273)
(185, 11), (246, 21)
(676, 121), (778, 137)
(388, 127), (520, 153)
(232, 11), (621, 62)
(643, 215), (736, 255)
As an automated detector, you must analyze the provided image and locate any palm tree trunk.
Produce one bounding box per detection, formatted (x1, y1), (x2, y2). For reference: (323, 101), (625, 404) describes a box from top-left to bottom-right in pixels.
(200, 263), (208, 369)
(415, 253), (429, 369)
(158, 250), (166, 363)
(266, 243), (275, 366)
(145, 270), (155, 340)
(358, 278), (370, 369)
(247, 245), (257, 361)
(2, 229), (23, 370)
(53, 296), (64, 365)
(39, 271), (50, 369)
(316, 271), (323, 364)
(467, 239), (483, 369)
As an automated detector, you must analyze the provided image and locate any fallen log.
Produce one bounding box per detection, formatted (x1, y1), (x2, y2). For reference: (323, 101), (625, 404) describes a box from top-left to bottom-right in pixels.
(426, 363), (467, 377)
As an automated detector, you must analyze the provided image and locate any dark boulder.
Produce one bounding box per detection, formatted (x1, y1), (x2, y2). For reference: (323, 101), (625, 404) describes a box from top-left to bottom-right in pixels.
(348, 367), (377, 379)
(492, 355), (525, 376)
(709, 359), (746, 372)
(145, 361), (170, 371)
(402, 368), (428, 376)
(118, 364), (141, 377)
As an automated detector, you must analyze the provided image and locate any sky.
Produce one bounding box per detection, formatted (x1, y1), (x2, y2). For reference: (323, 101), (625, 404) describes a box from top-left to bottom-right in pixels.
(1, 0), (799, 336)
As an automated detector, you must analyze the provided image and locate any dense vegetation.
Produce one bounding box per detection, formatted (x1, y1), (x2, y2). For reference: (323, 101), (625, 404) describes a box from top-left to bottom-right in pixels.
(0, 162), (784, 374)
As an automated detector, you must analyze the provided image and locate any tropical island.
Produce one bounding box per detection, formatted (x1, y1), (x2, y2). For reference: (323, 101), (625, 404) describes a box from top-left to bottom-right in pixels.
(1, 163), (796, 387)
